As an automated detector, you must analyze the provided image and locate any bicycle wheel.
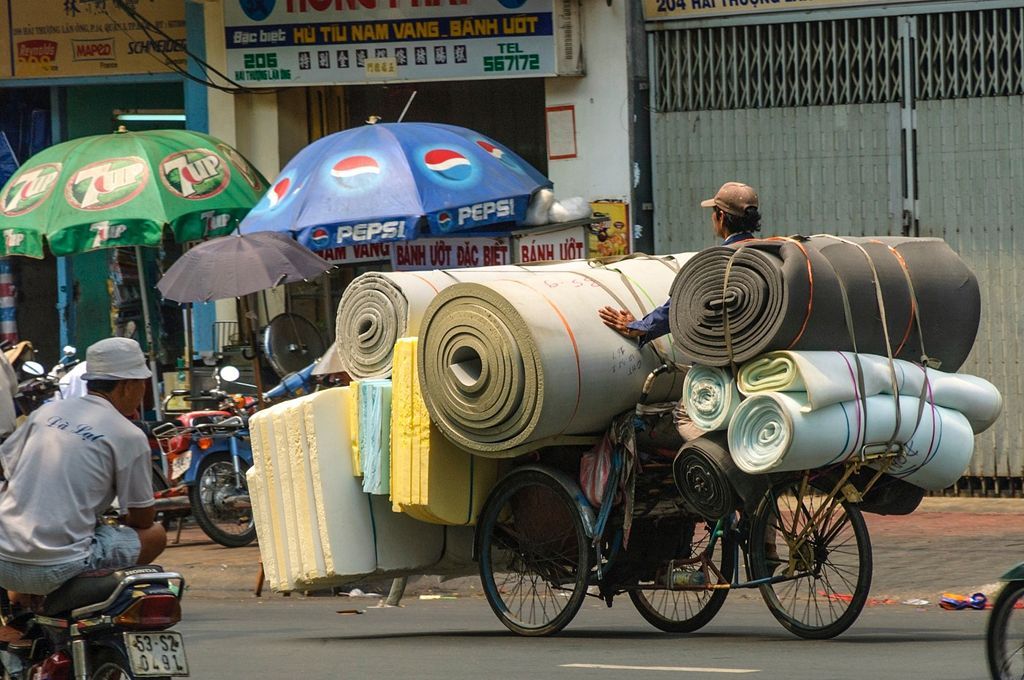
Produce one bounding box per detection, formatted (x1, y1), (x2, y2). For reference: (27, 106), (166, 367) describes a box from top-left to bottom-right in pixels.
(749, 479), (872, 639)
(987, 579), (1024, 679)
(629, 518), (735, 633)
(477, 469), (592, 637)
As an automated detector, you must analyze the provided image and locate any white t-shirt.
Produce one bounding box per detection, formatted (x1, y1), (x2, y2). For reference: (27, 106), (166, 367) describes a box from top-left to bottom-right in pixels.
(0, 394), (154, 565)
(58, 361), (89, 400)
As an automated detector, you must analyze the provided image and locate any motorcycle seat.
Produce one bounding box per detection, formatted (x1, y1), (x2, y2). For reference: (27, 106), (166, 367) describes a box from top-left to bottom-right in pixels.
(41, 565), (165, 617)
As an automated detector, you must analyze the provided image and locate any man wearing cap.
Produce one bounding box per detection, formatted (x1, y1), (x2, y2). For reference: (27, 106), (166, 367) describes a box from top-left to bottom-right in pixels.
(598, 182), (761, 438)
(0, 337), (166, 598)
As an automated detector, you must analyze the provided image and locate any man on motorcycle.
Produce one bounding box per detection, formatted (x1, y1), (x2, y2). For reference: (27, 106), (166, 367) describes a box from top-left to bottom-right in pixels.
(0, 337), (166, 603)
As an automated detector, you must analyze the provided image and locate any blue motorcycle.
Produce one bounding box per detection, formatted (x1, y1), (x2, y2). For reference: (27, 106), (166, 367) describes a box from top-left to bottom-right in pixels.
(153, 364), (314, 548)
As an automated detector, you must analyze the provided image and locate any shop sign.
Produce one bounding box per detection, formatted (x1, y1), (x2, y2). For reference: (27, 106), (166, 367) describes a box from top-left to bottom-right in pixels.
(643, 0), (931, 21)
(513, 225), (587, 263)
(223, 0), (582, 87)
(316, 242), (392, 265)
(5, 0), (186, 79)
(391, 236), (510, 271)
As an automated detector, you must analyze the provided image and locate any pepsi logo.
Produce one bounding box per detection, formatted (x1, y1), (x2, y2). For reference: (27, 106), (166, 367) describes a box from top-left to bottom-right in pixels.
(423, 148), (472, 182)
(267, 177), (291, 208)
(331, 155), (381, 185)
(310, 227), (330, 248)
(437, 211), (452, 230)
(476, 140), (522, 172)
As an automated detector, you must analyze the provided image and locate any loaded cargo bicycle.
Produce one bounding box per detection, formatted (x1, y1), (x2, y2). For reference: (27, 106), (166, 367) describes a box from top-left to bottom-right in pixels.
(246, 236), (1002, 640)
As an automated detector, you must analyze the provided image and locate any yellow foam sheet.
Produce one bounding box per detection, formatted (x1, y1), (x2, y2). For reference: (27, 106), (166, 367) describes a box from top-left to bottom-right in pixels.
(301, 387), (376, 578)
(269, 404), (306, 585)
(390, 338), (498, 525)
(245, 467), (279, 590)
(281, 396), (327, 581)
(248, 410), (294, 592)
(348, 379), (362, 477)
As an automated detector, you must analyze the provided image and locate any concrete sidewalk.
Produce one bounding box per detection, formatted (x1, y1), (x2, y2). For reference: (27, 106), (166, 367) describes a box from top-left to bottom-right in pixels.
(162, 497), (1024, 605)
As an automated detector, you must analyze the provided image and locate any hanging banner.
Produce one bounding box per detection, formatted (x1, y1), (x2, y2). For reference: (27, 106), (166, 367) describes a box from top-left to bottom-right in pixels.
(643, 0), (931, 21)
(8, 0), (186, 79)
(588, 200), (630, 258)
(316, 242), (391, 265)
(223, 0), (582, 87)
(391, 235), (511, 271)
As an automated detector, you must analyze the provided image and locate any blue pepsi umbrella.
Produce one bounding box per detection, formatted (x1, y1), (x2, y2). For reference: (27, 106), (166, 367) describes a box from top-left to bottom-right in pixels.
(238, 122), (551, 250)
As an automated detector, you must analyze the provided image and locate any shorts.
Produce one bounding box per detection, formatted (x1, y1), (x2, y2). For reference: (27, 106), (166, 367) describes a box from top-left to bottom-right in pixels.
(0, 524), (141, 595)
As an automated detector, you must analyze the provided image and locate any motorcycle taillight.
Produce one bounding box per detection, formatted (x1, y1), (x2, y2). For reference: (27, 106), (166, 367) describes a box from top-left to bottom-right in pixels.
(163, 434), (190, 454)
(34, 650), (71, 680)
(113, 594), (181, 630)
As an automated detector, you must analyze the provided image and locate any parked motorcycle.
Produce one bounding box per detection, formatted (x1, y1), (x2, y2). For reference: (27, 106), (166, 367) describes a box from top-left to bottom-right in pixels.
(0, 565), (187, 680)
(13, 346), (79, 416)
(151, 363), (315, 548)
(986, 562), (1024, 678)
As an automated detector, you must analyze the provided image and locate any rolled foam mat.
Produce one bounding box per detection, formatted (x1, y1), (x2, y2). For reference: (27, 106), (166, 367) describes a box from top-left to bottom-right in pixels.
(391, 337), (498, 525)
(336, 255), (691, 379)
(737, 350), (1002, 433)
(681, 365), (742, 431)
(727, 392), (975, 490)
(668, 236), (980, 371)
(358, 380), (392, 495)
(418, 258), (695, 456)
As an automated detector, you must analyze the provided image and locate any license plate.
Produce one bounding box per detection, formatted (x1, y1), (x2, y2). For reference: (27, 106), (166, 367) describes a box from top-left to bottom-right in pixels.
(124, 632), (189, 677)
(170, 452), (192, 482)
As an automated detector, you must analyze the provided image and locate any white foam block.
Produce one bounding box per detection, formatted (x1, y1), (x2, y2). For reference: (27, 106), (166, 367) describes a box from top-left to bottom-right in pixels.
(302, 387), (376, 578)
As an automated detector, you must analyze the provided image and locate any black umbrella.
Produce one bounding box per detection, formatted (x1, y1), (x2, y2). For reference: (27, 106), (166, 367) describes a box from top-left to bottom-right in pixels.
(157, 231), (332, 403)
(157, 231), (331, 303)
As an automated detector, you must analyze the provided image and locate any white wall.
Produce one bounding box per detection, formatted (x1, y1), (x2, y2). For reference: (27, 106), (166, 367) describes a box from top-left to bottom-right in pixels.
(544, 1), (631, 202)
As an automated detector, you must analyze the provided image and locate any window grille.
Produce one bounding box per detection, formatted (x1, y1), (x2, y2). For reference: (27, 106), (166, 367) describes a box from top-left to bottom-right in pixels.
(916, 8), (1024, 100)
(652, 17), (902, 112)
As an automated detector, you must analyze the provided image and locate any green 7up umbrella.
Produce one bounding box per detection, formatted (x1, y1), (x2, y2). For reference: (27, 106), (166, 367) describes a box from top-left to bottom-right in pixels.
(0, 127), (268, 417)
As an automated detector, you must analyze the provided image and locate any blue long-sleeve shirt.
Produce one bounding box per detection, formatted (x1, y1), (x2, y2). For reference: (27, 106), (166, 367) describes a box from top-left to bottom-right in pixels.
(628, 231), (755, 346)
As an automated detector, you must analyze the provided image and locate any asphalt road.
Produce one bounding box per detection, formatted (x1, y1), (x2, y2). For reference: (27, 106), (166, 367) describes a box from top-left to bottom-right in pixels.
(177, 595), (991, 680)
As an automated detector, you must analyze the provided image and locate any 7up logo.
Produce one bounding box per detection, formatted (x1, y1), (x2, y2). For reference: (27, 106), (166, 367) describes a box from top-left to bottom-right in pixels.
(3, 230), (25, 251)
(65, 157), (149, 211)
(89, 221), (128, 248)
(1, 163), (62, 216)
(160, 150), (230, 200)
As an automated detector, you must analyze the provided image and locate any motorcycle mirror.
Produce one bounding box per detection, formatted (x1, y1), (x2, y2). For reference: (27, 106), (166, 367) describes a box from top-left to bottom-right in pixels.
(219, 365), (241, 383)
(21, 361), (45, 377)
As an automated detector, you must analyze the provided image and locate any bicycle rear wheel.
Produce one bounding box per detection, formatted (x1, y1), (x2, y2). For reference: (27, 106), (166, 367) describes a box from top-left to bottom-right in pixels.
(987, 579), (1024, 679)
(629, 519), (735, 633)
(477, 469), (592, 637)
(749, 479), (872, 639)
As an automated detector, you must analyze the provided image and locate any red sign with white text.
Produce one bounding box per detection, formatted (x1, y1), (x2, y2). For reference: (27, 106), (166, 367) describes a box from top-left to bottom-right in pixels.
(391, 236), (511, 271)
(514, 225), (588, 263)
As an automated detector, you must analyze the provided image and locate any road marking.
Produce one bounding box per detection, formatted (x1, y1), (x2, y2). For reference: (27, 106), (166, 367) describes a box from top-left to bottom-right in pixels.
(561, 663), (759, 674)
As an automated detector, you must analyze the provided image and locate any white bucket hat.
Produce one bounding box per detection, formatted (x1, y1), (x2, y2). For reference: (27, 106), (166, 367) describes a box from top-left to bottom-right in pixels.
(81, 337), (152, 381)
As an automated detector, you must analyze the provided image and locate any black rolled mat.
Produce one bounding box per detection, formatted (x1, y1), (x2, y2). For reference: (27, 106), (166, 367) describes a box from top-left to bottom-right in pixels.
(673, 431), (769, 521)
(668, 236), (980, 371)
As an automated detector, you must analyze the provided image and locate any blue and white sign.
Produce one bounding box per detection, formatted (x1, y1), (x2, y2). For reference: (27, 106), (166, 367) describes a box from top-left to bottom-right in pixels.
(223, 0), (581, 87)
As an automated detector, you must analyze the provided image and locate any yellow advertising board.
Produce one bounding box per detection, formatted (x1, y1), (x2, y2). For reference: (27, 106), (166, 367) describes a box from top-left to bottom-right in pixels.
(8, 0), (185, 79)
(0, 4), (11, 79)
(588, 200), (631, 258)
(644, 0), (932, 21)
